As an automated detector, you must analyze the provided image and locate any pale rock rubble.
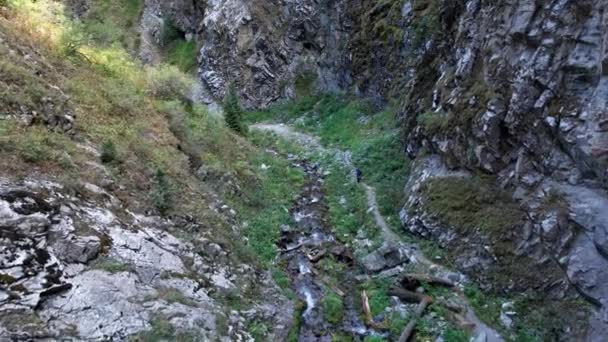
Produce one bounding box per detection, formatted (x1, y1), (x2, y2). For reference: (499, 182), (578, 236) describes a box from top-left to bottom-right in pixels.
(0, 177), (291, 340)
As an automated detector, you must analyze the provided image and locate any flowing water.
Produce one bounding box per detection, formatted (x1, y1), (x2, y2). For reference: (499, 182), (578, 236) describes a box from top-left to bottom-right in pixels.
(278, 156), (375, 341)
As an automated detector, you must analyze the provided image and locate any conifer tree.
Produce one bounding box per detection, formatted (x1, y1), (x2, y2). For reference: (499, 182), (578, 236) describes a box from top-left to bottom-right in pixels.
(222, 84), (246, 135)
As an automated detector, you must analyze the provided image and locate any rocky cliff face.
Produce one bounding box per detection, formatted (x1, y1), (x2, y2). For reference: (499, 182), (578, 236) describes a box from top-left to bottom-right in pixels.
(399, 1), (608, 340)
(141, 0), (353, 107)
(141, 0), (608, 339)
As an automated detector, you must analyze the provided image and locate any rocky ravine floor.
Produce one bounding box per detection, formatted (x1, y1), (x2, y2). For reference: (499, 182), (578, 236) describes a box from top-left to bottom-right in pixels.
(251, 123), (503, 341)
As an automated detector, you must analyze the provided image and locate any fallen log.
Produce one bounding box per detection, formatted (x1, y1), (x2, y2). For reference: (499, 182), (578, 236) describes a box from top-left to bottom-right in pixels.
(399, 273), (455, 288)
(361, 290), (387, 330)
(330, 284), (345, 297)
(388, 286), (431, 304)
(281, 243), (303, 253)
(397, 296), (432, 342)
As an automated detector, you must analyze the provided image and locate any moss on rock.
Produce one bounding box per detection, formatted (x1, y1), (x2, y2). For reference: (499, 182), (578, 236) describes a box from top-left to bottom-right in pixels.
(420, 176), (525, 235)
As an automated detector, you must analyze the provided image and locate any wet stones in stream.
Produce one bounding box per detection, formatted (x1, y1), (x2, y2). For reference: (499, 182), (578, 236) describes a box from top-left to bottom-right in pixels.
(278, 157), (372, 341)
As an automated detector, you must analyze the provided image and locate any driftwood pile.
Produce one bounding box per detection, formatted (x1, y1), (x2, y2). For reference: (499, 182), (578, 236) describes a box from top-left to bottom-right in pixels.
(361, 273), (474, 342)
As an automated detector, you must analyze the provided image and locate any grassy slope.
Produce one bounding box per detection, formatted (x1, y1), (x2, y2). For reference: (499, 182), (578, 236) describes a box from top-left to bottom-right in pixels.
(0, 2), (305, 338)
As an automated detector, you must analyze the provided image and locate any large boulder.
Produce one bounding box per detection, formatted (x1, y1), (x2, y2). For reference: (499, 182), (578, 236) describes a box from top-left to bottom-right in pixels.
(362, 242), (410, 273)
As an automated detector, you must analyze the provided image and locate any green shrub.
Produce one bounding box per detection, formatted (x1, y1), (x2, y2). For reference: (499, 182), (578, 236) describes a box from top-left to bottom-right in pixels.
(443, 327), (470, 342)
(19, 140), (50, 163)
(0, 0), (16, 9)
(100, 140), (118, 163)
(417, 110), (450, 134)
(99, 77), (146, 115)
(223, 84), (247, 135)
(151, 168), (173, 214)
(322, 292), (344, 324)
(146, 64), (194, 100)
(133, 315), (199, 342)
(0, 273), (17, 284)
(248, 321), (269, 341)
(167, 39), (198, 73)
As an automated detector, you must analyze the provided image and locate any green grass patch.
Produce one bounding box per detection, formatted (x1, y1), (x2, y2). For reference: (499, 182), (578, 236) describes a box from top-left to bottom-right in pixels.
(463, 285), (503, 327)
(241, 154), (304, 264)
(248, 320), (270, 341)
(246, 94), (409, 220)
(0, 121), (76, 168)
(217, 132), (306, 266)
(93, 259), (131, 273)
(443, 327), (470, 342)
(420, 176), (525, 235)
(166, 39), (198, 73)
(151, 287), (196, 307)
(417, 110), (449, 134)
(352, 133), (409, 216)
(387, 312), (408, 338)
(322, 291), (344, 325)
(321, 157), (379, 247)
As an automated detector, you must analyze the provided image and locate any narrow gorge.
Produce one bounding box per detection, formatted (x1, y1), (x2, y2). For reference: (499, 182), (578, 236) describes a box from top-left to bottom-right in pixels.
(1, 0), (607, 341)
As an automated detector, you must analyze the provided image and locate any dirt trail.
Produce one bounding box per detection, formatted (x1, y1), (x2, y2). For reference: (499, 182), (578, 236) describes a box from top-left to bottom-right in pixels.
(251, 123), (503, 342)
(252, 124), (413, 244)
(362, 184), (401, 243)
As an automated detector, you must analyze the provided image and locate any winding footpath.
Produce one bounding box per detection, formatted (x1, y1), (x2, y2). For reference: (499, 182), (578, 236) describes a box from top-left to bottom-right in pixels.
(251, 123), (503, 342)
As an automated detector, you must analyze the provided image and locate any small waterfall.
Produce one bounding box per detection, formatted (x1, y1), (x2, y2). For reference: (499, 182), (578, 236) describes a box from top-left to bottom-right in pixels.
(299, 258), (311, 275)
(301, 286), (316, 318)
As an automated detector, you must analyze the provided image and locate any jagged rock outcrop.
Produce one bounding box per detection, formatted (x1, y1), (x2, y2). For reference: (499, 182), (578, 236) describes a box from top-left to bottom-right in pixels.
(141, 0), (355, 107)
(0, 177), (292, 340)
(397, 1), (608, 340)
